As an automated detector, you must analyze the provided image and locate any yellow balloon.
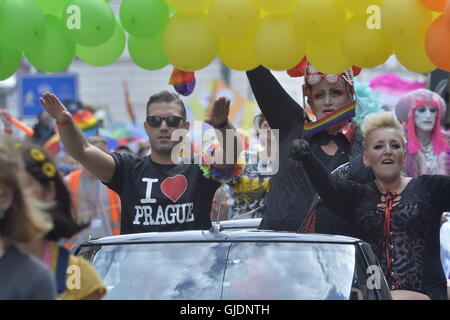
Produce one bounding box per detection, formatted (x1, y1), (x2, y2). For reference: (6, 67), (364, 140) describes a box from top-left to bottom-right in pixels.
(255, 0), (297, 14)
(341, 15), (393, 68)
(395, 41), (437, 74)
(219, 36), (259, 71)
(293, 0), (346, 43)
(253, 15), (305, 70)
(208, 0), (259, 39)
(337, 0), (382, 14)
(306, 37), (352, 74)
(163, 12), (218, 71)
(381, 0), (433, 45)
(165, 0), (209, 12)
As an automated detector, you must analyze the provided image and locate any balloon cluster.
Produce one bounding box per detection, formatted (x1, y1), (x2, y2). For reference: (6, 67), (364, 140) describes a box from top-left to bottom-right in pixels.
(1, 0), (450, 81)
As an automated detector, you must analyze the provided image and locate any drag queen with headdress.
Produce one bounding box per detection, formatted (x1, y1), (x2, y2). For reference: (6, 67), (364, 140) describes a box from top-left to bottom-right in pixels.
(394, 88), (449, 177)
(246, 59), (381, 234)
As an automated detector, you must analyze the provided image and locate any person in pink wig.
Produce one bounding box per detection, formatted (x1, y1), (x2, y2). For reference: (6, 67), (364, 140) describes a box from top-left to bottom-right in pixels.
(394, 88), (449, 177)
(395, 89), (450, 293)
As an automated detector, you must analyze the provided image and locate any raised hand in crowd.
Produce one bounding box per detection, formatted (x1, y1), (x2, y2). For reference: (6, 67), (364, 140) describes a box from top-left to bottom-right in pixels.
(205, 96), (231, 129)
(39, 92), (72, 124)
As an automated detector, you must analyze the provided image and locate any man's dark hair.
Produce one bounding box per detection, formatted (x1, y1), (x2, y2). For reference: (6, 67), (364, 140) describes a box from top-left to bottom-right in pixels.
(146, 90), (186, 119)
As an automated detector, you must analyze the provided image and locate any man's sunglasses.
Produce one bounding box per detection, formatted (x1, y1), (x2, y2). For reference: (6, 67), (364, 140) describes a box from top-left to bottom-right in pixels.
(146, 116), (184, 128)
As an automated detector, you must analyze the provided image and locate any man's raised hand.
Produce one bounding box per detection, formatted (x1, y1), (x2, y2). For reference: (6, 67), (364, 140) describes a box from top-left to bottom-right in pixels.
(205, 96), (231, 128)
(39, 92), (71, 123)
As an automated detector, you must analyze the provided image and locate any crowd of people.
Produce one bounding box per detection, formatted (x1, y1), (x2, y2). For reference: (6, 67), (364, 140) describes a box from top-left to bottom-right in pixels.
(0, 59), (449, 300)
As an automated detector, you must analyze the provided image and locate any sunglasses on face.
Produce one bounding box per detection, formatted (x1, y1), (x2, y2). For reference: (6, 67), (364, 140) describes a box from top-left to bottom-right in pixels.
(305, 65), (340, 85)
(146, 116), (184, 128)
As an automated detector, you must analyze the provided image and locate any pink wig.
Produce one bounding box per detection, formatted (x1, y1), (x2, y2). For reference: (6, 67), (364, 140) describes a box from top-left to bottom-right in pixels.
(395, 89), (448, 155)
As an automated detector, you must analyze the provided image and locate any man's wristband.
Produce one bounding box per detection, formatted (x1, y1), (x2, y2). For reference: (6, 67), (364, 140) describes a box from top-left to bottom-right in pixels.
(215, 119), (229, 129)
(56, 116), (72, 127)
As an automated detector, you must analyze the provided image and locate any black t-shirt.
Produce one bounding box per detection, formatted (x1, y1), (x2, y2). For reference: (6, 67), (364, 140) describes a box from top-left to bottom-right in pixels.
(104, 153), (221, 234)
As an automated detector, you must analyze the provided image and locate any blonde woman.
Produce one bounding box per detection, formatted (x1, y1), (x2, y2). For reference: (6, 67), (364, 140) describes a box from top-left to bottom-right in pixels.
(290, 112), (450, 300)
(0, 135), (55, 300)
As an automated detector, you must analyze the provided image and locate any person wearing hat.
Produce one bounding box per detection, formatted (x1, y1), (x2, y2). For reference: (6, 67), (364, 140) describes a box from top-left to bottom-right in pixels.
(245, 60), (375, 234)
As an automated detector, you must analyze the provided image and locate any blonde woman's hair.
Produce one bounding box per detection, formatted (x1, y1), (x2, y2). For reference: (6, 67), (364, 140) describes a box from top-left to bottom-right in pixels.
(0, 135), (52, 243)
(361, 112), (406, 150)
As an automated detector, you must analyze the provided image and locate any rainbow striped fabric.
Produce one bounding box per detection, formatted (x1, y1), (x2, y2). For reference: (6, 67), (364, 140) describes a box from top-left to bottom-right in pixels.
(72, 109), (99, 131)
(303, 102), (356, 138)
(169, 67), (196, 96)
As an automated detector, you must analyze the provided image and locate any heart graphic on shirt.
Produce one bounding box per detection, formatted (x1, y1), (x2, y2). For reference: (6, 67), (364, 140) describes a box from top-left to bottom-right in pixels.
(160, 175), (188, 203)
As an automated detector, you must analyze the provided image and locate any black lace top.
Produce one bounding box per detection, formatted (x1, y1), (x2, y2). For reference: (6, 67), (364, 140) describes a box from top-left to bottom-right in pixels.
(302, 153), (450, 292)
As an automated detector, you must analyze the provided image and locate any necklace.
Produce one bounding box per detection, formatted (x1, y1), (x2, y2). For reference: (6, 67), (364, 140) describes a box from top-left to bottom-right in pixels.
(422, 143), (437, 174)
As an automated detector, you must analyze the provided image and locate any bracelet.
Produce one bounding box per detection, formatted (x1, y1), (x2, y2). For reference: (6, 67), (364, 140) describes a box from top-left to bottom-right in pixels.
(56, 117), (71, 127)
(214, 119), (228, 129)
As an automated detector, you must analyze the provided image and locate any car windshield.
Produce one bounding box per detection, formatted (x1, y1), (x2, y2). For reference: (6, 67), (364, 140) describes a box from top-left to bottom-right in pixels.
(89, 242), (356, 300)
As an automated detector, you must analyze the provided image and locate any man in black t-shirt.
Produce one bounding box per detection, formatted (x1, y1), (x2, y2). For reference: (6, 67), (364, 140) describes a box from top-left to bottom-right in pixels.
(39, 90), (241, 234)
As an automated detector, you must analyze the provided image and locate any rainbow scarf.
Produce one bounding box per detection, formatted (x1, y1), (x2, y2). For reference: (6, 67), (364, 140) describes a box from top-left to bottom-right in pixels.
(303, 102), (356, 138)
(169, 67), (196, 96)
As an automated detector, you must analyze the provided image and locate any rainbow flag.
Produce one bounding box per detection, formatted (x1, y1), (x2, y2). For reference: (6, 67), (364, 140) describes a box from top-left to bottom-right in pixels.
(169, 67), (196, 96)
(303, 102), (356, 138)
(72, 109), (99, 131)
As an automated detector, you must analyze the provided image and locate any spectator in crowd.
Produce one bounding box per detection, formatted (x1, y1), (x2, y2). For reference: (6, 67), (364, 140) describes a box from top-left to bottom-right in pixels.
(15, 142), (107, 300)
(67, 136), (121, 242)
(0, 135), (55, 300)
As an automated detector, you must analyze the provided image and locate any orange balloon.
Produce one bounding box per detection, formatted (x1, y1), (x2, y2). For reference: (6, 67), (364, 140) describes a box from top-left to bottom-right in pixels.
(445, 0), (450, 29)
(420, 0), (447, 12)
(425, 15), (450, 71)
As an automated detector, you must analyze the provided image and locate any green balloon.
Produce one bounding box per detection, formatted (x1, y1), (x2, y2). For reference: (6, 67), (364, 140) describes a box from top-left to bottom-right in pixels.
(26, 15), (75, 73)
(0, 46), (22, 80)
(128, 34), (169, 70)
(76, 20), (126, 66)
(120, 0), (169, 38)
(0, 0), (46, 51)
(33, 0), (70, 13)
(63, 0), (115, 47)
